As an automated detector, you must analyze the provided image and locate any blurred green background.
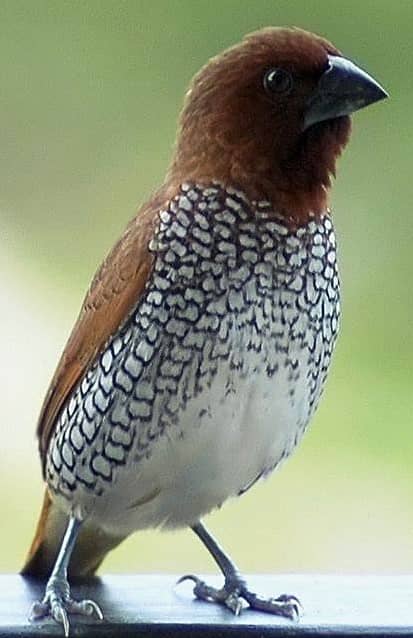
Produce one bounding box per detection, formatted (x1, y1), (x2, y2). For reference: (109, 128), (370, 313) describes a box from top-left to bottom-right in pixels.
(1, 0), (412, 576)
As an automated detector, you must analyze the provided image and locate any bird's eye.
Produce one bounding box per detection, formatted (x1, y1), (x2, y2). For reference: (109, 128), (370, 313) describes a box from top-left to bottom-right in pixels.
(263, 68), (293, 96)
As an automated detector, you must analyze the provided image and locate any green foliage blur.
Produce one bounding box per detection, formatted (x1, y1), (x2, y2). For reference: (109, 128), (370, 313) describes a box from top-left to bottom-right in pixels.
(1, 1), (411, 575)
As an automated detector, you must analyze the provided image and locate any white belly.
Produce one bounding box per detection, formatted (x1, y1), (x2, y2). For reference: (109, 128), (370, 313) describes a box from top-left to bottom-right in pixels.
(71, 351), (312, 536)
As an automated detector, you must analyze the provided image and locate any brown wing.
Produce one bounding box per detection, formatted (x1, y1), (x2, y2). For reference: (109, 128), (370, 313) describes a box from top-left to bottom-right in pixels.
(37, 193), (167, 474)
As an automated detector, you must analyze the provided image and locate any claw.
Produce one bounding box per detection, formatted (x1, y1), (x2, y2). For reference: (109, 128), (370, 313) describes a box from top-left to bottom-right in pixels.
(67, 597), (103, 619)
(55, 605), (70, 638)
(275, 593), (303, 619)
(176, 574), (201, 586)
(242, 589), (302, 620)
(29, 580), (104, 635)
(82, 599), (104, 620)
(29, 601), (48, 621)
(277, 593), (303, 612)
(177, 573), (301, 620)
(225, 592), (243, 615)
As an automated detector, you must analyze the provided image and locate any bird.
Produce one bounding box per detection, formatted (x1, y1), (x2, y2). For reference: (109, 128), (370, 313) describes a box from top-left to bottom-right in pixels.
(21, 26), (387, 635)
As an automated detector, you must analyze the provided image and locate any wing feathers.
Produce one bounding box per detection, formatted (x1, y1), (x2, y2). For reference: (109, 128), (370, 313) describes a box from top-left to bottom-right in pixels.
(37, 196), (166, 472)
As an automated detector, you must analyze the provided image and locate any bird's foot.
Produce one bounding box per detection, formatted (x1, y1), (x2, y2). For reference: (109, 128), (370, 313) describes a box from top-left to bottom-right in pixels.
(178, 573), (301, 619)
(29, 575), (103, 637)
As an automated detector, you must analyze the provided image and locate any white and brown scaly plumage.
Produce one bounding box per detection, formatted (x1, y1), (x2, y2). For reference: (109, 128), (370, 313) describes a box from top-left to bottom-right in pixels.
(22, 27), (387, 635)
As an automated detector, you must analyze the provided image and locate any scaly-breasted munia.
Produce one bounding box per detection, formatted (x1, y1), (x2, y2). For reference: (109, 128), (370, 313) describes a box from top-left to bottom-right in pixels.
(21, 27), (387, 635)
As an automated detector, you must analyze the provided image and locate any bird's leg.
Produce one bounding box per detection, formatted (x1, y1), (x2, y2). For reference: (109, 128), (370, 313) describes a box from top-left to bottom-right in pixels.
(29, 515), (103, 636)
(178, 521), (301, 619)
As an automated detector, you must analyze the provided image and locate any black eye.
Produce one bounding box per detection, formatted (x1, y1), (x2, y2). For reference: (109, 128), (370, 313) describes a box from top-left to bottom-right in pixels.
(263, 68), (293, 95)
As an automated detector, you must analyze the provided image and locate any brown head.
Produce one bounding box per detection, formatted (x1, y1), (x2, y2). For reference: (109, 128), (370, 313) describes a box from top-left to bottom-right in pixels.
(168, 27), (387, 225)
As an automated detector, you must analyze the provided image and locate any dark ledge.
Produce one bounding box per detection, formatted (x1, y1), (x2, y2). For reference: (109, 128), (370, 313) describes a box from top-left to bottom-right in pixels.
(1, 574), (413, 637)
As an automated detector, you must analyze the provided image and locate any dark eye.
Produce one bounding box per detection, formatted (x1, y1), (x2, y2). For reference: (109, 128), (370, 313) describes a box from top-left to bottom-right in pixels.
(263, 68), (293, 95)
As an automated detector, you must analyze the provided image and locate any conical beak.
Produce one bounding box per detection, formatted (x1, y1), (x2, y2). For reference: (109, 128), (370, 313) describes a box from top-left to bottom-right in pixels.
(304, 55), (388, 130)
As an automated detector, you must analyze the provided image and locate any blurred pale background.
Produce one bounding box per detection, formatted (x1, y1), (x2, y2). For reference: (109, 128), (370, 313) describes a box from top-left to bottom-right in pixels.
(1, 1), (412, 576)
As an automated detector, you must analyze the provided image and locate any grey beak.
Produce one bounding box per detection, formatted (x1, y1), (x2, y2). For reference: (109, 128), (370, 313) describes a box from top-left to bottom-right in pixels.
(304, 55), (388, 130)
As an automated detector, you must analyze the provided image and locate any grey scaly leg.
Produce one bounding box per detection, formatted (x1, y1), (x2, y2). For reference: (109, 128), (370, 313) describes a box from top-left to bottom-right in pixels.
(30, 516), (103, 636)
(179, 521), (301, 619)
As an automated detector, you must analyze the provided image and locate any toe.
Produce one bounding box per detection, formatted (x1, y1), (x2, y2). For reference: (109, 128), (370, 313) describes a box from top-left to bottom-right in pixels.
(275, 594), (302, 619)
(276, 593), (303, 609)
(241, 589), (302, 619)
(71, 599), (104, 620)
(176, 574), (301, 620)
(224, 592), (244, 615)
(29, 600), (49, 621)
(29, 592), (104, 635)
(259, 597), (300, 619)
(84, 599), (104, 620)
(176, 574), (202, 587)
(53, 604), (70, 638)
(193, 580), (220, 602)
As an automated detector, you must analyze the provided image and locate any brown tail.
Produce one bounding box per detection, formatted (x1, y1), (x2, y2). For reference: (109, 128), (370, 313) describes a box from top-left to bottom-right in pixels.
(21, 490), (126, 578)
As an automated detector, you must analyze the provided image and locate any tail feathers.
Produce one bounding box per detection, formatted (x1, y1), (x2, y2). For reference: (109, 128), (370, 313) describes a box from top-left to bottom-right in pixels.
(21, 490), (126, 578)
